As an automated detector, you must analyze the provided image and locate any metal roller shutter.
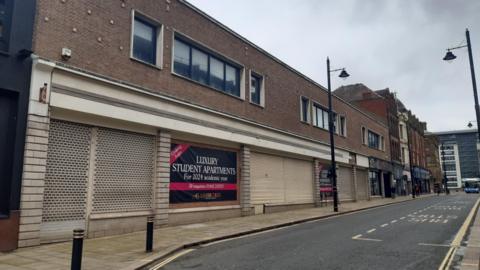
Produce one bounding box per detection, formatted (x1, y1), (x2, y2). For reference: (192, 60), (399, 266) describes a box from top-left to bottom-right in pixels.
(250, 153), (284, 205)
(251, 152), (313, 207)
(41, 120), (155, 242)
(92, 128), (155, 213)
(356, 169), (368, 200)
(337, 166), (353, 200)
(284, 158), (314, 203)
(41, 120), (91, 242)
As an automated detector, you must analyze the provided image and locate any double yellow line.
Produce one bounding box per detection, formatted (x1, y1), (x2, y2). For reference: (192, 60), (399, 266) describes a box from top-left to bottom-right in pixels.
(438, 197), (480, 270)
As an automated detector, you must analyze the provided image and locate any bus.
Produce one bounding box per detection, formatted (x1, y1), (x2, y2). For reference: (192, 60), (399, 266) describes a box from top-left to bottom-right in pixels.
(462, 178), (480, 193)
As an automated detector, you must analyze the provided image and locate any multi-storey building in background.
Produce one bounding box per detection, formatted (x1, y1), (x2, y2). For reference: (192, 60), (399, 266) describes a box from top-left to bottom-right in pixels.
(334, 84), (405, 197)
(397, 109), (412, 194)
(424, 134), (442, 190)
(434, 129), (480, 190)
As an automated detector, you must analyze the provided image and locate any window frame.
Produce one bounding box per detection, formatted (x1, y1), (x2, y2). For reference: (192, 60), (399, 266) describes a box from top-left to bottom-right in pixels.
(338, 115), (347, 137)
(313, 103), (330, 130)
(171, 32), (245, 100)
(300, 96), (311, 124)
(130, 10), (164, 68)
(364, 129), (385, 151)
(249, 70), (265, 107)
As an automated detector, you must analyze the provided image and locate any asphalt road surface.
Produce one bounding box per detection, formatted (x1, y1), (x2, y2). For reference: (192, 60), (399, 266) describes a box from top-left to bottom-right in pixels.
(162, 194), (479, 270)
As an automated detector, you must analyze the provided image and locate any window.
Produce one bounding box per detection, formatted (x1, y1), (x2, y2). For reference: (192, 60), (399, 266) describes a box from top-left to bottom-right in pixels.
(362, 127), (366, 144)
(368, 130), (381, 150)
(173, 37), (241, 97)
(399, 124), (404, 140)
(338, 115), (346, 136)
(132, 16), (157, 65)
(250, 72), (263, 106)
(0, 0), (12, 52)
(313, 104), (330, 130)
(369, 171), (382, 196)
(401, 147), (406, 163)
(300, 97), (310, 123)
(444, 164), (456, 171)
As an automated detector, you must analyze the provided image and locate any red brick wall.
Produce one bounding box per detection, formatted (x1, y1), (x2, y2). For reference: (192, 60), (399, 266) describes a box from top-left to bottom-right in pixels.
(33, 0), (390, 160)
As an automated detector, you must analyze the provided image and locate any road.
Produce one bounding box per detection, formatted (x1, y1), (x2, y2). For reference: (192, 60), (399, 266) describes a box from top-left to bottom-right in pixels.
(161, 194), (479, 270)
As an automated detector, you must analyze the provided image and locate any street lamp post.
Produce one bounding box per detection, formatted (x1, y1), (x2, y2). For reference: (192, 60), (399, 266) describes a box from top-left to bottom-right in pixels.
(440, 143), (450, 195)
(443, 28), (480, 142)
(326, 57), (349, 212)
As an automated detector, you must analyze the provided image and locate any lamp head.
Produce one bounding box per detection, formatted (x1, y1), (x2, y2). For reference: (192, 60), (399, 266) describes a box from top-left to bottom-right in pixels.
(338, 69), (350, 79)
(443, 50), (457, 62)
(468, 122), (473, 128)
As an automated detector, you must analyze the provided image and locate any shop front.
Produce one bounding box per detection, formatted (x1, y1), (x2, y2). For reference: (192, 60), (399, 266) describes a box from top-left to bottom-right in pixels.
(368, 157), (393, 198)
(413, 167), (431, 194)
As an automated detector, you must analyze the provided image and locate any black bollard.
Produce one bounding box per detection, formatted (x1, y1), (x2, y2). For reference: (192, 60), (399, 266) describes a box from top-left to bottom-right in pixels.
(146, 216), (154, 252)
(71, 229), (84, 270)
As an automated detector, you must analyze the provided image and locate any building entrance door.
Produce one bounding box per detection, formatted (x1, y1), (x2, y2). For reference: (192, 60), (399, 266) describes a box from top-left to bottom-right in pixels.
(383, 173), (392, 198)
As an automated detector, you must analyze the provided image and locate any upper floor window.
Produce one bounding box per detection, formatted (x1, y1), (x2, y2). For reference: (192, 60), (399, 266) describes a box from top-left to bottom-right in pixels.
(300, 96), (310, 123)
(362, 127), (366, 144)
(368, 130), (383, 150)
(250, 72), (264, 106)
(0, 0), (12, 52)
(173, 37), (241, 97)
(338, 115), (346, 136)
(399, 124), (404, 140)
(131, 11), (163, 67)
(313, 104), (330, 130)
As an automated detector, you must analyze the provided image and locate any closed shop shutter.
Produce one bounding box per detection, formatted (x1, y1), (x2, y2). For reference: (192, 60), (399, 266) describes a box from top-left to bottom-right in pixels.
(41, 120), (91, 242)
(284, 158), (314, 203)
(337, 166), (353, 200)
(251, 153), (284, 204)
(92, 128), (155, 213)
(356, 169), (368, 200)
(251, 152), (313, 207)
(41, 120), (155, 242)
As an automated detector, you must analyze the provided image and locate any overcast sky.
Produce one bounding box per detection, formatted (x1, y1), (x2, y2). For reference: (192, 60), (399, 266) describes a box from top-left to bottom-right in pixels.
(188, 0), (480, 132)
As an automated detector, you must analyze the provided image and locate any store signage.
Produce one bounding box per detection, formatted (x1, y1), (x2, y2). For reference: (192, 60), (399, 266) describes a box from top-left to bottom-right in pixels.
(170, 144), (237, 203)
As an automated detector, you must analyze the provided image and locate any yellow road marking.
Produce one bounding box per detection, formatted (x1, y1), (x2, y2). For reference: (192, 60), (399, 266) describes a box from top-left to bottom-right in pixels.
(418, 243), (450, 247)
(149, 249), (195, 270)
(438, 197), (480, 270)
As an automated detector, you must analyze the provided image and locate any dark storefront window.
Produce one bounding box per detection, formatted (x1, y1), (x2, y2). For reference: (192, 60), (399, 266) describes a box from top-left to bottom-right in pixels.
(369, 171), (381, 196)
(0, 0), (12, 52)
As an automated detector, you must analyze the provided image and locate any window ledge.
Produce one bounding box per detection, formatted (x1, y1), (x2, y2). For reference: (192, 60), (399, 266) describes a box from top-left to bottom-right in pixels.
(0, 50), (10, 57)
(130, 57), (162, 70)
(249, 101), (264, 108)
(172, 72), (245, 101)
(300, 120), (311, 125)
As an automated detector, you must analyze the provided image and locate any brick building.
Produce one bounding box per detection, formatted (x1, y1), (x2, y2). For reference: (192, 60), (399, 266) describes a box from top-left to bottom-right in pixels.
(404, 110), (430, 194)
(423, 133), (442, 191)
(6, 0), (393, 249)
(334, 84), (404, 197)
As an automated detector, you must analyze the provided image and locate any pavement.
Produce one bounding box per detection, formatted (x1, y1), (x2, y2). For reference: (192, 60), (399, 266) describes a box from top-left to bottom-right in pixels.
(162, 194), (479, 270)
(451, 196), (480, 270)
(0, 195), (435, 270)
